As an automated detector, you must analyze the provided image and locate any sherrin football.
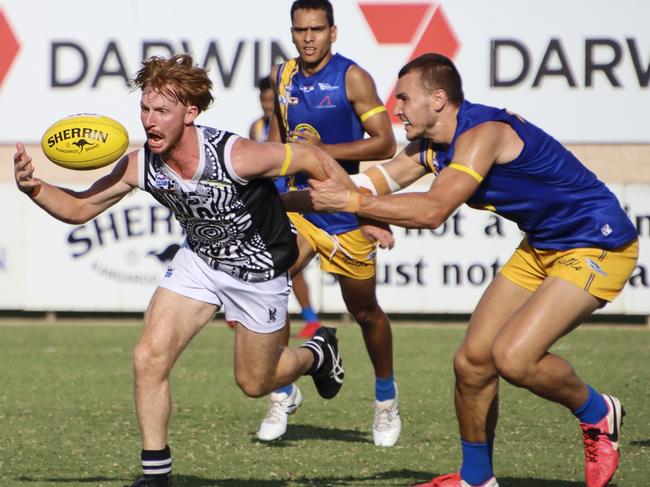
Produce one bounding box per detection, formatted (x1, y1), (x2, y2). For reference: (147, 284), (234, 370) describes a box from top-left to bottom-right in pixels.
(40, 114), (129, 170)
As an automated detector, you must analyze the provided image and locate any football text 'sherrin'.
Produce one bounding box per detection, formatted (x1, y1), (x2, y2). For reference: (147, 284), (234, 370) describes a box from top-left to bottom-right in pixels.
(47, 128), (109, 147)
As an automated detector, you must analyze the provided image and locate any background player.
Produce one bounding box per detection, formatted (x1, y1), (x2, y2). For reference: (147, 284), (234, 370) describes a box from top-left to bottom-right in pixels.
(248, 75), (323, 338)
(310, 53), (638, 487)
(256, 0), (401, 447)
(13, 54), (347, 487)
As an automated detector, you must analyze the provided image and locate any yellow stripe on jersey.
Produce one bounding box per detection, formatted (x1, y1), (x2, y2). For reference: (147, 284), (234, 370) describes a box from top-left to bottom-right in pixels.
(359, 105), (386, 123)
(279, 144), (292, 176)
(277, 59), (299, 140)
(449, 162), (484, 183)
(424, 140), (438, 175)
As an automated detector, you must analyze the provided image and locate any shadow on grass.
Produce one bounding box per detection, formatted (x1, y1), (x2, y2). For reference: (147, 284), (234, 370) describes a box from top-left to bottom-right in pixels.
(14, 471), (591, 486)
(629, 438), (650, 447)
(250, 423), (370, 445)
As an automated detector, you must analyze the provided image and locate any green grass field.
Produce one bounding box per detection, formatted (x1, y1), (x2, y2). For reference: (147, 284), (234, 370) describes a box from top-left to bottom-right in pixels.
(0, 320), (648, 486)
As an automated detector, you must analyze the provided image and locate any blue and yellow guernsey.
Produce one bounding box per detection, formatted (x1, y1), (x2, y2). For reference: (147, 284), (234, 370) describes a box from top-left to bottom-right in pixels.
(419, 101), (636, 250)
(276, 53), (364, 235)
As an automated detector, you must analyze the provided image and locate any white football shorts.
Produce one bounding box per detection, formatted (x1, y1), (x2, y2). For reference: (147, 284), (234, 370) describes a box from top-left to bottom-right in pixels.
(158, 246), (291, 333)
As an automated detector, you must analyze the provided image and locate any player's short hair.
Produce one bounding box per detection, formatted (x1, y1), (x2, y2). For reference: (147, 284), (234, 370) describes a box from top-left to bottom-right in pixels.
(258, 76), (272, 93)
(398, 53), (464, 105)
(131, 54), (214, 113)
(291, 0), (334, 27)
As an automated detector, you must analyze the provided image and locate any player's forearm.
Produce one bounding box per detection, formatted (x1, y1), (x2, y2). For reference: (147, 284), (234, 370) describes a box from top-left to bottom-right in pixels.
(355, 192), (447, 229)
(280, 190), (312, 213)
(321, 136), (395, 162)
(28, 182), (92, 224)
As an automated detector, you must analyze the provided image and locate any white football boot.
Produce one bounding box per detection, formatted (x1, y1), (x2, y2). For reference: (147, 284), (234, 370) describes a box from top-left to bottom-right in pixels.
(257, 384), (303, 441)
(372, 385), (401, 447)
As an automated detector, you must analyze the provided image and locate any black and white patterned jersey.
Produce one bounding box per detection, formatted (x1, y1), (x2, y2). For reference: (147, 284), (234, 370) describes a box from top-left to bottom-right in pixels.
(137, 125), (297, 282)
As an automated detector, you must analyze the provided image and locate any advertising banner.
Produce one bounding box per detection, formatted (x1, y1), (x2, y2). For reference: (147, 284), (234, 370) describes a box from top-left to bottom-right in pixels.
(0, 0), (648, 145)
(1, 182), (648, 314)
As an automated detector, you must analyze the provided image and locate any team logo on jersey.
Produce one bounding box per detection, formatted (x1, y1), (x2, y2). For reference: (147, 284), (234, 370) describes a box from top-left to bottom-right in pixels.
(601, 224), (613, 236)
(293, 123), (321, 140)
(317, 95), (336, 108)
(154, 172), (174, 191)
(585, 258), (608, 276)
(318, 82), (339, 91)
(288, 96), (299, 105)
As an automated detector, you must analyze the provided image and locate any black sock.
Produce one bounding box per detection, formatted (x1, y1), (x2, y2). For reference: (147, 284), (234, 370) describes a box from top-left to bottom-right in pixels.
(141, 445), (172, 478)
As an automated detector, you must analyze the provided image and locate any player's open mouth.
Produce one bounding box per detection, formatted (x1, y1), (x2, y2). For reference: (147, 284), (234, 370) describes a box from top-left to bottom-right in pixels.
(148, 132), (163, 142)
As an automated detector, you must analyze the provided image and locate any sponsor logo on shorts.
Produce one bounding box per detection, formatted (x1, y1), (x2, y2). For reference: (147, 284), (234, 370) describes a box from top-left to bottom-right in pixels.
(164, 265), (174, 278)
(585, 258), (607, 276)
(557, 257), (582, 271)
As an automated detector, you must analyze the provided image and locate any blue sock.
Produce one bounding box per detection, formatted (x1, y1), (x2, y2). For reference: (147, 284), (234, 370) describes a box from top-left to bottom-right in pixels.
(573, 384), (608, 424)
(460, 439), (494, 486)
(375, 375), (396, 401)
(301, 306), (319, 324)
(274, 384), (293, 395)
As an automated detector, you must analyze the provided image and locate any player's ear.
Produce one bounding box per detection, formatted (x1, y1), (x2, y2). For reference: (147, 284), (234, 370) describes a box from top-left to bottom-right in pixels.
(432, 88), (448, 112)
(184, 105), (199, 124)
(330, 25), (338, 43)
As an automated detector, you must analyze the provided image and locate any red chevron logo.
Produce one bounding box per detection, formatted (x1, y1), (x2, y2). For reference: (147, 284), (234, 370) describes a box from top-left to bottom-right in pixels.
(359, 2), (460, 123)
(0, 9), (20, 90)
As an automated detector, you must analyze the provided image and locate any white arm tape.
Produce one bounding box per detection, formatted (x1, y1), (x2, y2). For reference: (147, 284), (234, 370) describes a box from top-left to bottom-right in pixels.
(350, 172), (376, 195)
(376, 164), (402, 193)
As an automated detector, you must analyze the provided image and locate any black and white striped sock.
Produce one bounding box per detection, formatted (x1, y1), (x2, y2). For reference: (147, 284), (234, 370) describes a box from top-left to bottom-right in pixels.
(141, 445), (172, 478)
(301, 338), (324, 375)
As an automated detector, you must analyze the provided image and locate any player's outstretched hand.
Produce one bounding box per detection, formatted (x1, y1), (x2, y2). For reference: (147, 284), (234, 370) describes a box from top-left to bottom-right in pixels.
(360, 222), (395, 249)
(309, 159), (350, 212)
(13, 143), (41, 196)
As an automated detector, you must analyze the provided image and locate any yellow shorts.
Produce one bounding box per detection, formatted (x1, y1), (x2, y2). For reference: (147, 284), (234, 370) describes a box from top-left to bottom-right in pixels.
(500, 237), (639, 302)
(288, 213), (376, 280)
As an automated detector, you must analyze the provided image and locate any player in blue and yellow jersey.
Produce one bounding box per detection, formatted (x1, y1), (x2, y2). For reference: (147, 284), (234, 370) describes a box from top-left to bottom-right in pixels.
(246, 75), (323, 336)
(310, 53), (638, 487)
(256, 0), (401, 447)
(248, 76), (274, 143)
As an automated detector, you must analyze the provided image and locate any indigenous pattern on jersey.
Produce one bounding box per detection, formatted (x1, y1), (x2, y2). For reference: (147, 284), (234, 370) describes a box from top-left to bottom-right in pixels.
(138, 126), (297, 282)
(417, 101), (637, 250)
(276, 53), (364, 235)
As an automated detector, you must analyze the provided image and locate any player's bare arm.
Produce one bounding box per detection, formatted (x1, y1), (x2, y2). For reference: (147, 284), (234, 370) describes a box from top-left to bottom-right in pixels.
(309, 142), (426, 208)
(14, 144), (138, 224)
(311, 123), (509, 228)
(230, 137), (357, 187)
(288, 65), (395, 161)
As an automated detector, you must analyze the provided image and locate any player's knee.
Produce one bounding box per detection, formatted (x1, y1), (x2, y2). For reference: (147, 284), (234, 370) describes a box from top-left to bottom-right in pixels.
(348, 303), (384, 328)
(234, 372), (270, 398)
(454, 345), (496, 387)
(133, 340), (170, 379)
(491, 346), (530, 386)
